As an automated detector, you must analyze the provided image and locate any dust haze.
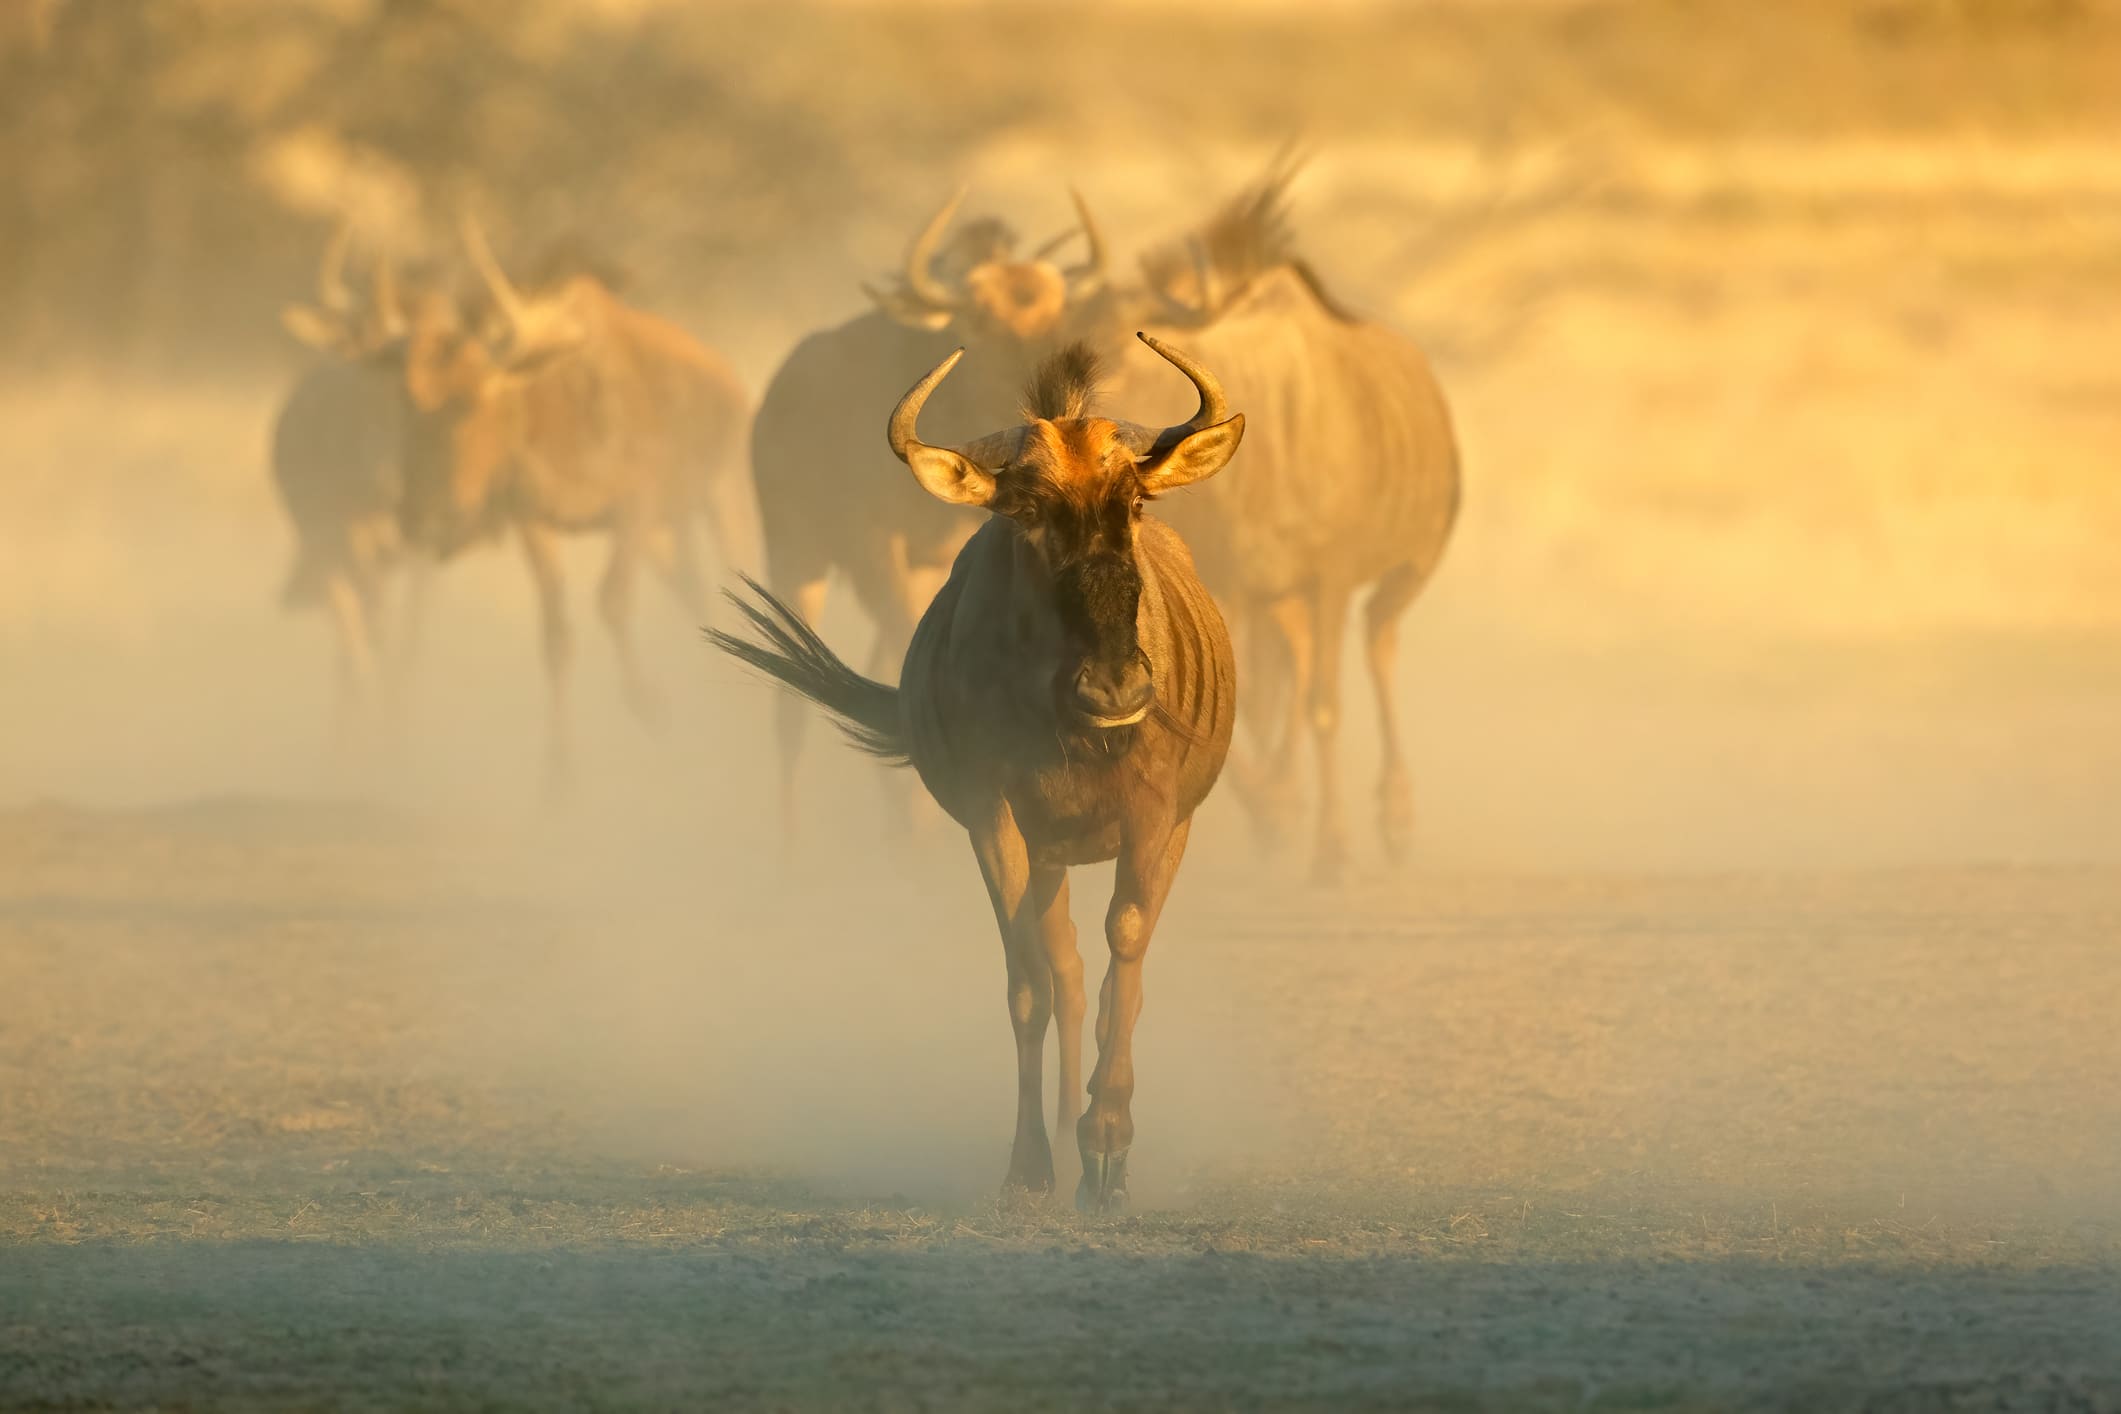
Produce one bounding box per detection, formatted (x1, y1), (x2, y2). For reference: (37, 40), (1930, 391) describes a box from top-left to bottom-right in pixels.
(4, 1), (2120, 1407)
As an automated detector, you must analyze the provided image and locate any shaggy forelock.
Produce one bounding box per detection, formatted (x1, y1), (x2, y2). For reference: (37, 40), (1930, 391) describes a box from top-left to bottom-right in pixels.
(1020, 342), (1104, 422)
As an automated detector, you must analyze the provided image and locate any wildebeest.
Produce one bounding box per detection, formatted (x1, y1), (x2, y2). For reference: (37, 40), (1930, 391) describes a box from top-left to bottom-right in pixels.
(272, 222), (421, 730)
(748, 190), (1108, 833)
(1103, 163), (1461, 882)
(713, 335), (1241, 1211)
(393, 216), (759, 794)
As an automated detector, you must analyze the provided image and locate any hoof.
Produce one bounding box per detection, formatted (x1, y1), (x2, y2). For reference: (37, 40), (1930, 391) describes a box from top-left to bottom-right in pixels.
(1003, 1158), (1055, 1199)
(1000, 1176), (1053, 1206)
(1005, 1128), (1056, 1197)
(1074, 1148), (1130, 1216)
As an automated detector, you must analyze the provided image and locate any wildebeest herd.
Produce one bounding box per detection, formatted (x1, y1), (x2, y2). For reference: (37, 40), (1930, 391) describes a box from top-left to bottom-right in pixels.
(270, 159), (1459, 1207)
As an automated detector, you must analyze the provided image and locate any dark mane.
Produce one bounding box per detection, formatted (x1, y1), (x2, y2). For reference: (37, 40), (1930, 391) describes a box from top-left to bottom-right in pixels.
(1141, 149), (1300, 303)
(1139, 147), (1362, 325)
(945, 216), (1019, 272)
(1021, 342), (1104, 421)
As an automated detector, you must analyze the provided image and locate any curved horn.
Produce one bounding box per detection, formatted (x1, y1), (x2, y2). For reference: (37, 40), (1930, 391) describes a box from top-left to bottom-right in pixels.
(886, 348), (1000, 506)
(1123, 332), (1244, 489)
(317, 216), (355, 313)
(901, 187), (967, 310)
(460, 210), (530, 335)
(1138, 331), (1229, 437)
(888, 347), (964, 464)
(1061, 186), (1107, 289)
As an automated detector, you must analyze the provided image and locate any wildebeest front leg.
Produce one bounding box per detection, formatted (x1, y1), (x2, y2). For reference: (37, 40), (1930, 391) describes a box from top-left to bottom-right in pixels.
(519, 522), (574, 801)
(885, 540), (952, 839)
(598, 528), (666, 733)
(970, 802), (1059, 1195)
(1038, 865), (1086, 1196)
(1078, 815), (1192, 1215)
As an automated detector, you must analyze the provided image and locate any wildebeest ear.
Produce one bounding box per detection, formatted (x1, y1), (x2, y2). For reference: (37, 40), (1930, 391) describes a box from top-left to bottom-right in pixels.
(904, 444), (997, 507)
(1139, 413), (1244, 493)
(281, 303), (350, 353)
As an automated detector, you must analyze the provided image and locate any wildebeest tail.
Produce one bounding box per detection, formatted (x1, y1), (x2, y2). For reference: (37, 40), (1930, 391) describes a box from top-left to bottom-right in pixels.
(707, 576), (910, 765)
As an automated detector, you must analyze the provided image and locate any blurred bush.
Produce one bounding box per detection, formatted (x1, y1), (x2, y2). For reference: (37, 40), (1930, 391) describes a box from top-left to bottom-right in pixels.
(1, 0), (2114, 374)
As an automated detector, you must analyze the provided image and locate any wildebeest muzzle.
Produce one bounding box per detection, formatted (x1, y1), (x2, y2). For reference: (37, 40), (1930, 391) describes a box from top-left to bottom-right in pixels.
(1057, 556), (1153, 729)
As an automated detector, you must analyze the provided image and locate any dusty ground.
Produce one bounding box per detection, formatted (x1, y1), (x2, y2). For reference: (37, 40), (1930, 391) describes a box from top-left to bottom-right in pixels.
(3, 800), (2117, 1410)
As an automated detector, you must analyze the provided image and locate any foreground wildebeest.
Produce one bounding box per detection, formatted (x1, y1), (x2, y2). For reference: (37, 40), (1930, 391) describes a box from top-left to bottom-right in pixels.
(714, 335), (1240, 1211)
(272, 222), (421, 727)
(1108, 162), (1461, 882)
(394, 217), (759, 792)
(749, 190), (1107, 833)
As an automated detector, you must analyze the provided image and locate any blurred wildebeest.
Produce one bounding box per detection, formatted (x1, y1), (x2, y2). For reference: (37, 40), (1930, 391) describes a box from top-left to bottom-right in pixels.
(1104, 158), (1461, 882)
(749, 190), (1109, 834)
(272, 221), (423, 730)
(714, 335), (1241, 1212)
(393, 216), (759, 795)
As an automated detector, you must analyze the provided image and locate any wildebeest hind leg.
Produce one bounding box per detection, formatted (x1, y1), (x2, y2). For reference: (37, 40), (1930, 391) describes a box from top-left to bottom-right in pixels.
(770, 576), (829, 850)
(702, 469), (766, 586)
(325, 569), (378, 751)
(645, 519), (711, 631)
(1307, 580), (1355, 886)
(1364, 562), (1424, 862)
(1249, 593), (1313, 856)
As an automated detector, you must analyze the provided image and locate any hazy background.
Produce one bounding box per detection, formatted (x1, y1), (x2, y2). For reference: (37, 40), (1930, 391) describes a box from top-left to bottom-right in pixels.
(5, 0), (2119, 872)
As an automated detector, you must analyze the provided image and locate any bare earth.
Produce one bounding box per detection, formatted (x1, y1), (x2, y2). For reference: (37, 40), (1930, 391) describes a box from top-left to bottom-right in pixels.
(2, 800), (2116, 1411)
